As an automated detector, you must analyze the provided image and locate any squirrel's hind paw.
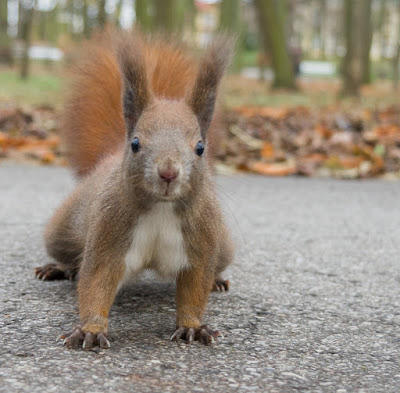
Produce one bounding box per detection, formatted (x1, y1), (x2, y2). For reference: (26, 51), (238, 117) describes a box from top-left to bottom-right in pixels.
(58, 326), (110, 350)
(171, 325), (222, 346)
(212, 279), (230, 292)
(35, 263), (76, 281)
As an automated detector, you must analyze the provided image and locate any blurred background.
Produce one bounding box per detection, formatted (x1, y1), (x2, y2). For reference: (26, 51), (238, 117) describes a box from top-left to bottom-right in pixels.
(1, 0), (400, 179)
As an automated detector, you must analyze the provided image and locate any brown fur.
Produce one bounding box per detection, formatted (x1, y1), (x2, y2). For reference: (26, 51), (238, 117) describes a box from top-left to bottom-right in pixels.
(39, 30), (235, 349)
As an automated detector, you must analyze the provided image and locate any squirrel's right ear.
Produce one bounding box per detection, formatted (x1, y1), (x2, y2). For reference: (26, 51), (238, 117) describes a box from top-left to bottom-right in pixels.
(117, 37), (151, 136)
(188, 35), (235, 140)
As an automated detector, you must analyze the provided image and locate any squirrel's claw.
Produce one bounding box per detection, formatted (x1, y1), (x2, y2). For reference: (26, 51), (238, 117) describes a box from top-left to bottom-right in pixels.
(96, 332), (111, 349)
(171, 325), (221, 346)
(58, 326), (110, 350)
(35, 263), (76, 281)
(170, 326), (186, 341)
(212, 279), (230, 292)
(60, 326), (85, 349)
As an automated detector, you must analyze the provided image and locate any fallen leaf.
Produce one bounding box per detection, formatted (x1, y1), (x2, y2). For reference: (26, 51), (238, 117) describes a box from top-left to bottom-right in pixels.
(261, 142), (274, 159)
(249, 161), (296, 176)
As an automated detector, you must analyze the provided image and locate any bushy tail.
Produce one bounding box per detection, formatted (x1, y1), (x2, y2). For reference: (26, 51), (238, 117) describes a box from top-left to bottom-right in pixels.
(62, 38), (124, 178)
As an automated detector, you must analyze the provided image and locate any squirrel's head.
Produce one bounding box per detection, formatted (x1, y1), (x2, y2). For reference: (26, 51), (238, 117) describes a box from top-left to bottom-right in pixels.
(117, 35), (234, 202)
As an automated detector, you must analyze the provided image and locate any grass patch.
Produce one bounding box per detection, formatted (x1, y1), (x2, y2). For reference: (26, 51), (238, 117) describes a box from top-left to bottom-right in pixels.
(222, 75), (400, 109)
(0, 68), (63, 107)
(0, 65), (399, 112)
(240, 50), (258, 68)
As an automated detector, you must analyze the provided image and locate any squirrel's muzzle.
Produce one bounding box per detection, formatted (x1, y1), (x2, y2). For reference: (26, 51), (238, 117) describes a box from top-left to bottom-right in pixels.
(158, 167), (179, 183)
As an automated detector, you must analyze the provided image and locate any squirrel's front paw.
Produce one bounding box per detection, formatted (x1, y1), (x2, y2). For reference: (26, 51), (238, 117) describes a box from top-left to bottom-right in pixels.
(170, 325), (222, 346)
(58, 325), (110, 350)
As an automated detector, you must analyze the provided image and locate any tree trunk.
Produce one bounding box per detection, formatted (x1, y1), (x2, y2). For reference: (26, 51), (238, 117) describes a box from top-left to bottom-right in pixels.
(66, 0), (74, 37)
(18, 1), (23, 39)
(175, 0), (189, 33)
(153, 0), (181, 33)
(393, 0), (400, 89)
(37, 10), (46, 41)
(0, 0), (8, 41)
(115, 0), (123, 27)
(184, 0), (196, 36)
(394, 42), (400, 90)
(220, 0), (239, 31)
(342, 0), (359, 96)
(135, 0), (152, 31)
(98, 0), (107, 28)
(341, 0), (372, 96)
(82, 0), (90, 38)
(286, 0), (296, 47)
(377, 0), (387, 59)
(0, 0), (12, 65)
(20, 0), (36, 80)
(314, 0), (327, 59)
(360, 0), (372, 84)
(47, 4), (59, 44)
(254, 0), (296, 89)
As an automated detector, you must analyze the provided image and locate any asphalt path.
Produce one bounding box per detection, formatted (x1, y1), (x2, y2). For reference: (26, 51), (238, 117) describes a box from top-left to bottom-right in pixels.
(0, 165), (399, 392)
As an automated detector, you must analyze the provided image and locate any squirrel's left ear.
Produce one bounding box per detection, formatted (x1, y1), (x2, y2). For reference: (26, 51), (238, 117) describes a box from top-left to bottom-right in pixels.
(117, 34), (151, 136)
(188, 35), (235, 140)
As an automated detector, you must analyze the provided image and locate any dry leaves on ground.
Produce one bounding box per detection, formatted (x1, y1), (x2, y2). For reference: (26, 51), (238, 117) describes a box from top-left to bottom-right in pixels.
(215, 104), (400, 179)
(0, 104), (64, 166)
(1, 102), (400, 180)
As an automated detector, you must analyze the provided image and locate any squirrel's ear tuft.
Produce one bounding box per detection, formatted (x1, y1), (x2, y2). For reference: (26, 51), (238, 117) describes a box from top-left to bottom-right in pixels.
(117, 34), (151, 136)
(188, 34), (235, 139)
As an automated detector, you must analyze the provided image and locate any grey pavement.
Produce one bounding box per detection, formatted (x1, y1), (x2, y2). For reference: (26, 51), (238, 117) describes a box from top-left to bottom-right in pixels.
(0, 165), (399, 392)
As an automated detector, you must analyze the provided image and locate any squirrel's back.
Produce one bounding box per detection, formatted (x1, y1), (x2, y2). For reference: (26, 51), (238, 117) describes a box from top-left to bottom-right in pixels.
(63, 30), (200, 178)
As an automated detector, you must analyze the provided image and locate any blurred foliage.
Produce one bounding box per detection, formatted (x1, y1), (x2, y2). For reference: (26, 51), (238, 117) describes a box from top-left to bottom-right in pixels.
(0, 0), (399, 91)
(1, 0), (400, 178)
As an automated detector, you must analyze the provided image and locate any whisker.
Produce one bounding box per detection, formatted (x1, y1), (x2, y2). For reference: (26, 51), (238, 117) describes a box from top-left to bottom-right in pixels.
(202, 180), (246, 244)
(178, 197), (189, 209)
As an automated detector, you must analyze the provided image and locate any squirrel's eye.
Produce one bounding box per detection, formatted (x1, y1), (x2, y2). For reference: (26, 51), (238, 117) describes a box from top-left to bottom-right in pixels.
(131, 137), (140, 153)
(195, 141), (204, 156)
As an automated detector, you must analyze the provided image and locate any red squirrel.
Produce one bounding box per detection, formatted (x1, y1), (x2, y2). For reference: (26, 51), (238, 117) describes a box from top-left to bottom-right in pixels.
(35, 29), (235, 349)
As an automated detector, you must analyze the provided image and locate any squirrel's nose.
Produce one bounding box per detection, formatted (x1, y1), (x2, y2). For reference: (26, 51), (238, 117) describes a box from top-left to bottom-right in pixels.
(158, 168), (179, 183)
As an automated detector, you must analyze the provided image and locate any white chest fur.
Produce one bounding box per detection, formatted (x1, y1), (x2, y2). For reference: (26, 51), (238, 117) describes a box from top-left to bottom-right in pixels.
(123, 202), (189, 283)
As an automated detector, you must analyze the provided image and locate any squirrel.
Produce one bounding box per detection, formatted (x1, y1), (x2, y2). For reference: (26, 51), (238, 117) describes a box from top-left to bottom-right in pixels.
(34, 29), (235, 349)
